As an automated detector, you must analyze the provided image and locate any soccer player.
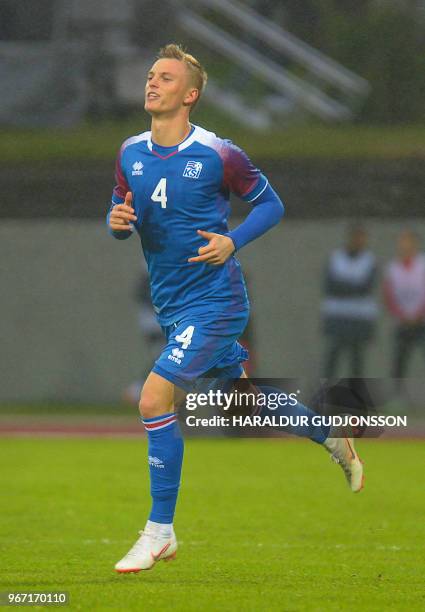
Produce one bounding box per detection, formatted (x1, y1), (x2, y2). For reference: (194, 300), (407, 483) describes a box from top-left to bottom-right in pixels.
(108, 44), (363, 574)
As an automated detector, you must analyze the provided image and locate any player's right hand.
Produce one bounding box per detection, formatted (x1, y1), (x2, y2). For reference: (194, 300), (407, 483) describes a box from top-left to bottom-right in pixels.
(109, 192), (137, 231)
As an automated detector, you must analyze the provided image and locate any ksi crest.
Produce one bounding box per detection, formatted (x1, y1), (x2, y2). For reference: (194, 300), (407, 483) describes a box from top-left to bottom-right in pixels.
(183, 160), (203, 179)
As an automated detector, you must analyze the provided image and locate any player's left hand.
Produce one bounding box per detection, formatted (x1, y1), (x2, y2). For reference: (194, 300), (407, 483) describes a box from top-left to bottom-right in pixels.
(188, 230), (235, 266)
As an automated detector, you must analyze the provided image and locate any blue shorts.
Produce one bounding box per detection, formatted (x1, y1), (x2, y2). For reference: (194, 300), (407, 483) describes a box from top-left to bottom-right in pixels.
(152, 309), (250, 391)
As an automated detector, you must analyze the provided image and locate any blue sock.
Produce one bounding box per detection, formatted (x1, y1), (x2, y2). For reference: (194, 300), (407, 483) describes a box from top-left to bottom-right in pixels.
(142, 413), (184, 523)
(256, 385), (330, 444)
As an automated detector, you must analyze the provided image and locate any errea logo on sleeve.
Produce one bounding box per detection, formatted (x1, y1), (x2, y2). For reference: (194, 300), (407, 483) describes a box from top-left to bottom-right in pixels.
(132, 161), (144, 176)
(183, 160), (203, 179)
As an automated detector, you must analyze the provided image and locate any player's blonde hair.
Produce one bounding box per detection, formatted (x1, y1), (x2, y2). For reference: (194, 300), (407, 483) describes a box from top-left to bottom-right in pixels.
(157, 43), (208, 111)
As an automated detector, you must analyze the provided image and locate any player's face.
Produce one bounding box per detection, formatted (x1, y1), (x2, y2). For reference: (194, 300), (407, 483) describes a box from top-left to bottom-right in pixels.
(398, 231), (418, 260)
(145, 59), (197, 116)
(348, 228), (367, 253)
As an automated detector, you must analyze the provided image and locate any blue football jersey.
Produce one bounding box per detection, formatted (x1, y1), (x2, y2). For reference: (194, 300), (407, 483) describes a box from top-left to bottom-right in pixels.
(110, 124), (268, 326)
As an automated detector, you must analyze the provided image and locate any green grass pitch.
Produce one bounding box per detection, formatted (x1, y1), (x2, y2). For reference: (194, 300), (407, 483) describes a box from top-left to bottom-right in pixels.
(1, 437), (424, 611)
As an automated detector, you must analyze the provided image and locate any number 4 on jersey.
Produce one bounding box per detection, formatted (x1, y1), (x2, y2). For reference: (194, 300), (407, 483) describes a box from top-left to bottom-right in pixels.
(175, 325), (194, 350)
(151, 178), (167, 208)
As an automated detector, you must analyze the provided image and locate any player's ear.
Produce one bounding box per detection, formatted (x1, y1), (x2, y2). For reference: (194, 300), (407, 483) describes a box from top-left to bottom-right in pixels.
(183, 88), (199, 107)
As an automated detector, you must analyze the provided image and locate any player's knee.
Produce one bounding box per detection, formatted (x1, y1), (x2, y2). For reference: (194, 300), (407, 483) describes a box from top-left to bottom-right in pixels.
(138, 391), (164, 419)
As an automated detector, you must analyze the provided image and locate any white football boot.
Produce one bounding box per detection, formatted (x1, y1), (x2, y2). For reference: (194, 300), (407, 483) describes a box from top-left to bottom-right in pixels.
(324, 432), (364, 493)
(115, 528), (177, 573)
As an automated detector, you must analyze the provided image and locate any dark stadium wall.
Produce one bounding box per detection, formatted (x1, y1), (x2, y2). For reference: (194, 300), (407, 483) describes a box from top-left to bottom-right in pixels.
(1, 159), (424, 219)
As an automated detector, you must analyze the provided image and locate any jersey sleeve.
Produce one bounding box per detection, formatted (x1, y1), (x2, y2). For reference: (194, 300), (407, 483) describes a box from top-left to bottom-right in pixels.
(111, 143), (130, 205)
(108, 142), (133, 240)
(220, 140), (268, 201)
(225, 182), (284, 251)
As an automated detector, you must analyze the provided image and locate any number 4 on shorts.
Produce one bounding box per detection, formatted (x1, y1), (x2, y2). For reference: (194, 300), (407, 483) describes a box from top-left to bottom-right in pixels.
(175, 325), (195, 349)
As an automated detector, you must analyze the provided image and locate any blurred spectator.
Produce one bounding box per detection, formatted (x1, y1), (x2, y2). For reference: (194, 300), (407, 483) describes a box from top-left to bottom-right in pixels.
(321, 224), (378, 378)
(122, 269), (163, 404)
(383, 229), (425, 382)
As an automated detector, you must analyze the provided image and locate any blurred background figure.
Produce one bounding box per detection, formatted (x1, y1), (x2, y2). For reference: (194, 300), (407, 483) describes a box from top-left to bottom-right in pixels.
(383, 229), (425, 387)
(321, 224), (378, 378)
(122, 268), (164, 405)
